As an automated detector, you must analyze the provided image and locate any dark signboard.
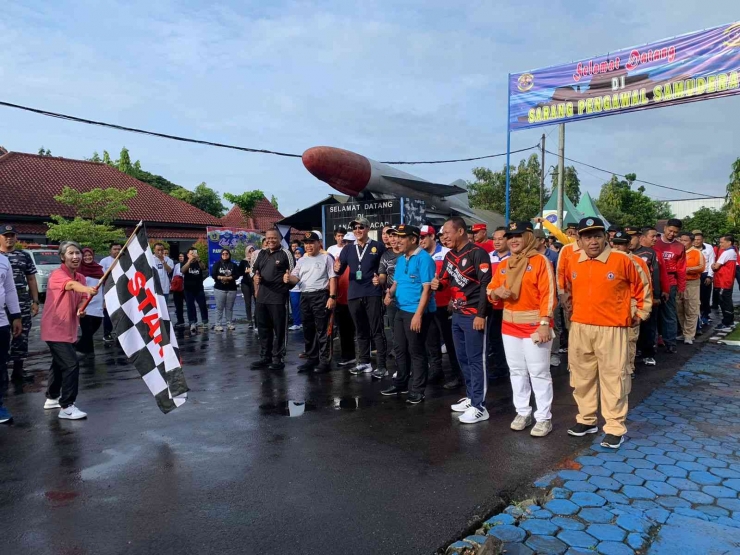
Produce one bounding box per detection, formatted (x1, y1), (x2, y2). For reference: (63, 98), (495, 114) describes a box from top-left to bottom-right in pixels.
(323, 199), (401, 246)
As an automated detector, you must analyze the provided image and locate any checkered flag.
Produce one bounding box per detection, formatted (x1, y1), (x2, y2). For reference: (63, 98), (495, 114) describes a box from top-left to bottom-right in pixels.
(103, 224), (188, 413)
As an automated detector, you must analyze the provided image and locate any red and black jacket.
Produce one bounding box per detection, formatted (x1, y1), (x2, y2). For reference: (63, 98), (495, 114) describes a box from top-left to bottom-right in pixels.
(438, 242), (492, 317)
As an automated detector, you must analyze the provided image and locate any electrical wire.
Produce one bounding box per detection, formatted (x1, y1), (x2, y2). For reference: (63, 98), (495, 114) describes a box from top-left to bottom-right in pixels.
(0, 100), (537, 165)
(544, 149), (718, 199)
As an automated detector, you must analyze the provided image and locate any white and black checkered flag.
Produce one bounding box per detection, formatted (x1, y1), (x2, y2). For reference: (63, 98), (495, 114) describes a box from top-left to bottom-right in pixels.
(103, 225), (188, 413)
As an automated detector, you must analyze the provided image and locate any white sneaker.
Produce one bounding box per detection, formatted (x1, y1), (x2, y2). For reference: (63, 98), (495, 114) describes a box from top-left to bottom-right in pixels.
(459, 406), (489, 424)
(190, 324), (197, 333)
(350, 363), (373, 375)
(44, 398), (61, 410)
(214, 325), (224, 332)
(392, 371), (397, 378)
(684, 339), (693, 345)
(58, 404), (87, 420)
(289, 324), (301, 331)
(511, 413), (534, 431)
(451, 397), (472, 412)
(550, 354), (561, 367)
(676, 335), (685, 341)
(227, 323), (236, 331)
(643, 357), (656, 366)
(531, 420), (553, 437)
(441, 343), (447, 354)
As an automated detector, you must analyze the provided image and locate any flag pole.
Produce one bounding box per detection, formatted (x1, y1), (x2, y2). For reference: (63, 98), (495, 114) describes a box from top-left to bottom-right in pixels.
(78, 220), (144, 314)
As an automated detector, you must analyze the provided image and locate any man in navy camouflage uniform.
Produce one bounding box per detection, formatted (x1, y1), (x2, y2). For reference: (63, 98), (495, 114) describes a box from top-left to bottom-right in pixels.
(0, 225), (40, 383)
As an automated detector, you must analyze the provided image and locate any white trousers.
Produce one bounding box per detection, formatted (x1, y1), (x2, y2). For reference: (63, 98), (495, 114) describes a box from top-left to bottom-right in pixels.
(502, 334), (554, 422)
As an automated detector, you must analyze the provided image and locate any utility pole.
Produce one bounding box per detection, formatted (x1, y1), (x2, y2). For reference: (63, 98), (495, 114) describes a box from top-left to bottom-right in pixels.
(539, 133), (546, 216)
(557, 124), (565, 229)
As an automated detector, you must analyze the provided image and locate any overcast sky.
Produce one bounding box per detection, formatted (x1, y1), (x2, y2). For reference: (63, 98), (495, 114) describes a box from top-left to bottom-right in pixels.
(2, 1), (738, 214)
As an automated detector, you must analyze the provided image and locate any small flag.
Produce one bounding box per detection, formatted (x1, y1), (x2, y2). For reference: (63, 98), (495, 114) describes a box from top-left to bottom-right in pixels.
(103, 225), (188, 413)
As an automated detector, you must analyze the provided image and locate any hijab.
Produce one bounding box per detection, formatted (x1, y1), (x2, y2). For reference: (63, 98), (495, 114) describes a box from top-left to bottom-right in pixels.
(504, 232), (538, 300)
(79, 247), (104, 279)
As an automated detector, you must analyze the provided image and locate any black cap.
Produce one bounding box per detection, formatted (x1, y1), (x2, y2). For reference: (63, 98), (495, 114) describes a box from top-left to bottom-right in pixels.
(666, 218), (683, 229)
(578, 217), (606, 233)
(1, 224), (17, 236)
(302, 231), (322, 242)
(623, 226), (640, 236)
(565, 222), (578, 230)
(466, 226), (473, 234)
(394, 224), (420, 238)
(505, 221), (534, 237)
(607, 224), (622, 233)
(611, 231), (630, 244)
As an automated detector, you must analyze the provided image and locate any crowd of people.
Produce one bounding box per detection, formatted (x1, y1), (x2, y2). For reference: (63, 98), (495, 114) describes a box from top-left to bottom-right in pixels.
(1, 214), (737, 446)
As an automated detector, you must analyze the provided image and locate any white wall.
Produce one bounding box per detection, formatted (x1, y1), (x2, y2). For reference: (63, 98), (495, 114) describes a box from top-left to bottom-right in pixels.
(666, 197), (725, 219)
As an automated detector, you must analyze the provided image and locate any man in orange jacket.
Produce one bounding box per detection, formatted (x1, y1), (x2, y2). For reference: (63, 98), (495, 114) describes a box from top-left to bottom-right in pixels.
(677, 231), (705, 344)
(564, 218), (651, 449)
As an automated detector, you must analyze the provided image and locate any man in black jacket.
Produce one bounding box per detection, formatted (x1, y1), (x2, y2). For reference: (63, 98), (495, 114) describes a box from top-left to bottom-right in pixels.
(633, 226), (662, 368)
(252, 229), (295, 371)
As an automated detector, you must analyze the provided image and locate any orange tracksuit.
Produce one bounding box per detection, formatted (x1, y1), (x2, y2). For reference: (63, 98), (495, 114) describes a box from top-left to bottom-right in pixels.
(565, 247), (651, 436)
(678, 247), (705, 341)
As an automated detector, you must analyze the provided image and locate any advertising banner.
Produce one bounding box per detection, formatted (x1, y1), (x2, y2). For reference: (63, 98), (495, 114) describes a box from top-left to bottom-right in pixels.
(323, 199), (401, 247)
(509, 21), (740, 131)
(206, 227), (263, 272)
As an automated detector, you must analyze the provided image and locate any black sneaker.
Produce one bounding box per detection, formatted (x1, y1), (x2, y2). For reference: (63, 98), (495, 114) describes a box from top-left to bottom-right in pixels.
(297, 360), (318, 373)
(601, 434), (625, 449)
(250, 358), (272, 370)
(443, 379), (462, 390)
(371, 367), (387, 379)
(269, 359), (286, 371)
(314, 362), (332, 374)
(567, 423), (599, 437)
(666, 345), (677, 354)
(103, 334), (113, 342)
(381, 385), (408, 396)
(406, 392), (424, 404)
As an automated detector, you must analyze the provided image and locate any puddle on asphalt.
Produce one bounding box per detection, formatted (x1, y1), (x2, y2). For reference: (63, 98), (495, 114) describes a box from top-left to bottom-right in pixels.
(259, 396), (376, 416)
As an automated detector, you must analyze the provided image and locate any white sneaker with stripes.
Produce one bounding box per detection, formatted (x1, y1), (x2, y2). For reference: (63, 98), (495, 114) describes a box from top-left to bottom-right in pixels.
(459, 406), (489, 424)
(451, 398), (472, 412)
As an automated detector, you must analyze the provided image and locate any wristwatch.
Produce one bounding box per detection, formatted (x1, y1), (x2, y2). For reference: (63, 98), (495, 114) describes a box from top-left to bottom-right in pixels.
(539, 319), (550, 326)
(329, 294), (337, 300)
(31, 300), (39, 306)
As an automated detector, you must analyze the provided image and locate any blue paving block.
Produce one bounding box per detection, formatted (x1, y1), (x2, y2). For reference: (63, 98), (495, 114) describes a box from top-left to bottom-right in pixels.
(666, 432), (692, 441)
(689, 471), (722, 485)
(626, 532), (648, 550)
(552, 516), (586, 531)
(525, 535), (567, 555)
(665, 451), (697, 462)
(578, 507), (614, 523)
(533, 509), (554, 519)
(617, 449), (645, 459)
(628, 438), (656, 447)
(447, 540), (472, 551)
(586, 523), (626, 542)
(680, 489), (716, 504)
(723, 478), (740, 491)
(632, 499), (659, 511)
(666, 477), (699, 491)
(603, 461), (634, 474)
(703, 485), (737, 498)
(673, 507), (710, 521)
(588, 476), (622, 491)
(717, 498), (740, 511)
(575, 456), (605, 466)
(596, 541), (635, 555)
(564, 480), (598, 493)
(556, 530), (597, 549)
(677, 461), (709, 472)
(488, 524), (526, 543)
(535, 472), (559, 488)
(637, 446), (665, 456)
(621, 485), (656, 499)
(502, 542), (535, 555)
(570, 492), (606, 508)
(612, 473), (644, 486)
(505, 505), (526, 518)
(564, 549), (594, 555)
(645, 507), (670, 524)
(711, 468), (740, 479)
(616, 513), (652, 533)
(646, 454), (674, 465)
(698, 457), (728, 468)
(656, 496), (691, 509)
(600, 491), (629, 505)
(551, 487), (572, 499)
(626, 458), (655, 469)
(581, 465), (613, 477)
(716, 516), (740, 529)
(676, 441), (704, 450)
(696, 505), (730, 518)
(634, 468), (666, 482)
(596, 453), (626, 462)
(520, 519), (559, 536)
(545, 499), (580, 516)
(559, 470), (589, 481)
(656, 464), (688, 478)
(484, 513), (516, 527)
(655, 443), (684, 453)
(464, 535), (489, 547)
(644, 481), (678, 496)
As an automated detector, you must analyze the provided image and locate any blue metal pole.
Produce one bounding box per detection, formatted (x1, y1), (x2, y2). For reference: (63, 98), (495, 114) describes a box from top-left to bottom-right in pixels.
(505, 73), (512, 224)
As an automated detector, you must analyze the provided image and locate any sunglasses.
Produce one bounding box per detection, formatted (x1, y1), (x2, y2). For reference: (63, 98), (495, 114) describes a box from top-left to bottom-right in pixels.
(353, 225), (366, 230)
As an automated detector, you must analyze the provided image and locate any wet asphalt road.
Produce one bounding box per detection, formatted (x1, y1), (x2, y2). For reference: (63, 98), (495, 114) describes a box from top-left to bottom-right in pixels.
(0, 302), (700, 555)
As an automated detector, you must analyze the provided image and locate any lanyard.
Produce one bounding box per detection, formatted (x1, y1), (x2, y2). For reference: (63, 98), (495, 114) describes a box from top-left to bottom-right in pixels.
(355, 242), (370, 264)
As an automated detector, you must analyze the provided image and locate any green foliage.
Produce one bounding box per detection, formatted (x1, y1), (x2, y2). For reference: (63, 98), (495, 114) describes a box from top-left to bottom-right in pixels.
(683, 206), (736, 241)
(38, 147), (52, 157)
(550, 166), (581, 206)
(45, 186), (137, 252)
(223, 190), (266, 218)
(595, 174), (673, 227)
(726, 158), (740, 229)
(469, 154), (546, 221)
(192, 239), (209, 264)
(270, 195), (279, 210)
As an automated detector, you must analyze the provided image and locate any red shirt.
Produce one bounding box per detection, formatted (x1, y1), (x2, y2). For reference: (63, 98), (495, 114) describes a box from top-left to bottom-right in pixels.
(336, 267), (350, 305)
(40, 265), (88, 343)
(714, 248), (737, 290)
(476, 239), (495, 254)
(654, 237), (687, 293)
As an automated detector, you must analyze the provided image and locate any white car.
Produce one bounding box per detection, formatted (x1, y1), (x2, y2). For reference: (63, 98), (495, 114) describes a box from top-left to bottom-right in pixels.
(25, 249), (61, 301)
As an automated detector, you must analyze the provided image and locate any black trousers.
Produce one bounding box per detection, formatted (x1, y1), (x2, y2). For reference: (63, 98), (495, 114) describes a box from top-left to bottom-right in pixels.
(334, 304), (356, 361)
(699, 273), (711, 318)
(185, 290), (208, 324)
(348, 296), (387, 366)
(487, 309), (509, 377)
(637, 307), (658, 358)
(46, 341), (80, 408)
(241, 281), (255, 323)
(173, 291), (185, 324)
(393, 310), (432, 394)
(256, 301), (288, 360)
(0, 326), (9, 408)
(76, 316), (102, 354)
(718, 288), (734, 326)
(103, 308), (113, 336)
(427, 306), (461, 380)
(301, 291), (331, 363)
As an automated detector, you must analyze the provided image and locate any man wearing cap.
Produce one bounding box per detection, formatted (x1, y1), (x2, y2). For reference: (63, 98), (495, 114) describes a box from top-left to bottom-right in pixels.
(472, 223), (494, 254)
(375, 226), (400, 378)
(381, 225), (436, 404)
(654, 218), (686, 353)
(420, 225), (460, 388)
(712, 234), (737, 332)
(488, 221), (557, 437)
(565, 218), (651, 449)
(607, 225), (622, 241)
(691, 230), (715, 327)
(432, 217), (492, 424)
(487, 226), (511, 379)
(286, 231), (337, 374)
(612, 231), (652, 377)
(676, 232), (704, 345)
(0, 249), (22, 423)
(0, 225), (40, 383)
(334, 216), (387, 375)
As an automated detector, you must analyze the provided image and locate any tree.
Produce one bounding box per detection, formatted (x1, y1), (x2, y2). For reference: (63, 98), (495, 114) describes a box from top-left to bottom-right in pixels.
(550, 166), (581, 206)
(223, 190), (266, 219)
(117, 147), (133, 174)
(46, 186), (137, 252)
(683, 206), (735, 241)
(726, 158), (740, 229)
(270, 195), (279, 210)
(38, 147), (52, 157)
(595, 174), (673, 227)
(469, 154), (546, 221)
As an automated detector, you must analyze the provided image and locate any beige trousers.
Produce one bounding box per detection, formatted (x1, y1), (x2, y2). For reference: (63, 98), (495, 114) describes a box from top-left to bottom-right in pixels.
(568, 322), (631, 436)
(628, 324), (639, 376)
(677, 279), (701, 341)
